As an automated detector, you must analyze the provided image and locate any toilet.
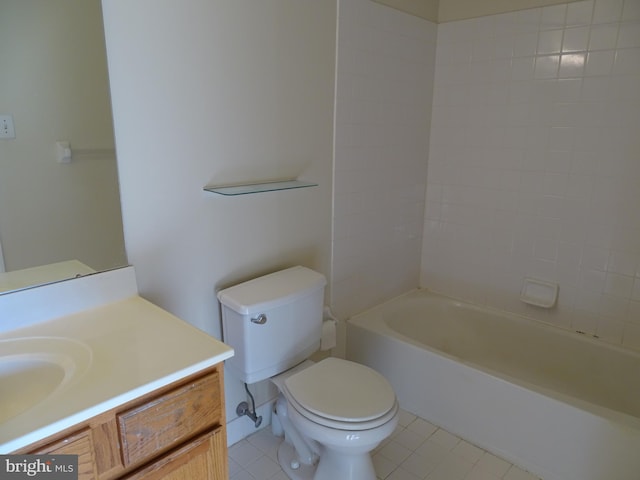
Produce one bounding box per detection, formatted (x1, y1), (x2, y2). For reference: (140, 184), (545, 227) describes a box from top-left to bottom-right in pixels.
(218, 266), (399, 480)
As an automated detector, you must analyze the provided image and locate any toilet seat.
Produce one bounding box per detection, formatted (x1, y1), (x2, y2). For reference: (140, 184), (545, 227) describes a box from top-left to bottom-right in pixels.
(284, 388), (399, 431)
(282, 358), (397, 431)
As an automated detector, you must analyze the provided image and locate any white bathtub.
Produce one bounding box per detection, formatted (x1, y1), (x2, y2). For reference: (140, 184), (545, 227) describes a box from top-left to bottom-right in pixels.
(346, 289), (640, 480)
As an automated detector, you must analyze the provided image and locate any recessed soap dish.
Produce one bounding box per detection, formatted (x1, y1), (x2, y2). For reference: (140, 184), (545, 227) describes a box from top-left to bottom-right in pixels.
(520, 277), (558, 308)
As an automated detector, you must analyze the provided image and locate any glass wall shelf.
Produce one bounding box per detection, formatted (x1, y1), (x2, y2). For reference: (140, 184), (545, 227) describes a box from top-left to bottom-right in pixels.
(204, 180), (317, 196)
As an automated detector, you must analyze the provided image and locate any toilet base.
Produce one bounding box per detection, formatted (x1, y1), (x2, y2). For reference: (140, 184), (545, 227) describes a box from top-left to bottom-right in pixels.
(278, 441), (317, 480)
(277, 440), (377, 480)
(314, 446), (377, 480)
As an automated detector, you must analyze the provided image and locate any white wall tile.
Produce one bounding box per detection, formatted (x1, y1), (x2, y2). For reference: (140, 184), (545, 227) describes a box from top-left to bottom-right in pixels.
(617, 22), (640, 48)
(593, 0), (624, 23)
(623, 0), (640, 21)
(513, 32), (540, 57)
(535, 54), (561, 77)
(422, 0), (640, 350)
(567, 0), (595, 26)
(541, 4), (568, 29)
(538, 29), (564, 54)
(613, 47), (640, 74)
(333, 0), (436, 319)
(589, 23), (620, 50)
(607, 250), (639, 276)
(585, 49), (616, 75)
(562, 26), (590, 52)
(604, 272), (634, 297)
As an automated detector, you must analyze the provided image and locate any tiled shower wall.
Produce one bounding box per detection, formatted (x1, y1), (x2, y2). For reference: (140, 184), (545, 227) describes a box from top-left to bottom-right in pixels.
(332, 0), (437, 318)
(421, 0), (640, 349)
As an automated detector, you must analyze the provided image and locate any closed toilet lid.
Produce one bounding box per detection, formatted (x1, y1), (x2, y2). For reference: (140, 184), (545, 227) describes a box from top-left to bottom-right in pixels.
(284, 358), (396, 423)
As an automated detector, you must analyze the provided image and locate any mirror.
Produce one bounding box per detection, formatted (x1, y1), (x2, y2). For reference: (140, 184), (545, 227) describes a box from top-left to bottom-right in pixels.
(0, 0), (127, 294)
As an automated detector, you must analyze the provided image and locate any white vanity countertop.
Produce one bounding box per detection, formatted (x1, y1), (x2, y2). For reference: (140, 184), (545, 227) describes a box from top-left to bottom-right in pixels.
(0, 295), (234, 453)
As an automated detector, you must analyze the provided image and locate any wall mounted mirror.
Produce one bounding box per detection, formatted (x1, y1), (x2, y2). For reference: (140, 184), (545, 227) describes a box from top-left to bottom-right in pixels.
(0, 0), (127, 294)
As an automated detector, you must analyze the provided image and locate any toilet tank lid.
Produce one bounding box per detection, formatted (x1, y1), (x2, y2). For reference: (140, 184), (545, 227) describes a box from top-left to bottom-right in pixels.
(217, 266), (326, 315)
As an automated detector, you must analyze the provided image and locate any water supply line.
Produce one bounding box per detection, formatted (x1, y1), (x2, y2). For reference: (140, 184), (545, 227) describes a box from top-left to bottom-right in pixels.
(236, 383), (263, 428)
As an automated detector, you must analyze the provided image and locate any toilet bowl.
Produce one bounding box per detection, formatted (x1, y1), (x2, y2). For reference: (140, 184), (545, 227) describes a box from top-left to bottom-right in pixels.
(217, 266), (399, 479)
(272, 357), (399, 480)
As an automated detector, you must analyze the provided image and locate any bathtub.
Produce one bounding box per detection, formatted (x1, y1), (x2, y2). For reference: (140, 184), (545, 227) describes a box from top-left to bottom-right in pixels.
(346, 289), (640, 480)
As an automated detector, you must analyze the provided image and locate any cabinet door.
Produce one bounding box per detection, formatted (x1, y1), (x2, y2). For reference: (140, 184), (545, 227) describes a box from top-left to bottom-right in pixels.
(33, 429), (98, 480)
(123, 427), (227, 480)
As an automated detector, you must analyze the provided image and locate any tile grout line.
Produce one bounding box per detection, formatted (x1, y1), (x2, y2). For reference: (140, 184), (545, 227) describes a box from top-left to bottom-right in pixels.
(228, 409), (542, 480)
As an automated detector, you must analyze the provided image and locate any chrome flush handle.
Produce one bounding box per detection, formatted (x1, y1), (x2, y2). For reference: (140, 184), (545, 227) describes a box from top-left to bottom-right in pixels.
(251, 313), (267, 325)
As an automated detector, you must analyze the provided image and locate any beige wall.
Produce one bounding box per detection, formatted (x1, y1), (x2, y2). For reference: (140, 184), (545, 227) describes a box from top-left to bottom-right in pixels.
(0, 0), (125, 273)
(102, 0), (336, 435)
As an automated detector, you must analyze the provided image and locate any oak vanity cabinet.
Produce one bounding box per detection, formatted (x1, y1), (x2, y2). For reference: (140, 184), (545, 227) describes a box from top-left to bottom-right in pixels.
(18, 364), (228, 480)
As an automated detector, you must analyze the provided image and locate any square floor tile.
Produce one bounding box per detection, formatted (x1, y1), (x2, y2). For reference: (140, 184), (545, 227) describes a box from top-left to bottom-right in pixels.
(229, 440), (264, 466)
(228, 410), (542, 480)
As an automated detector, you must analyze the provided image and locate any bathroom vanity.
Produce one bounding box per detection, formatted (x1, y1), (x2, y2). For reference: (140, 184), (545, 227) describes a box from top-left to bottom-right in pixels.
(16, 364), (227, 479)
(0, 267), (234, 479)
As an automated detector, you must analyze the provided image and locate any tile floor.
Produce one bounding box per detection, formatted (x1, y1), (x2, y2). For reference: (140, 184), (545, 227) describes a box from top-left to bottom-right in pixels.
(228, 409), (542, 480)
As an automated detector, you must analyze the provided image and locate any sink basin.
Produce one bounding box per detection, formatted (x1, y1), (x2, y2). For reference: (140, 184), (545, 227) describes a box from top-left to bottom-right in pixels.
(0, 337), (92, 423)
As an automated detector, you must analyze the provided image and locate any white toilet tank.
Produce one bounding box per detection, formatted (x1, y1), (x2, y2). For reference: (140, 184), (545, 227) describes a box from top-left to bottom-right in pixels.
(217, 266), (326, 384)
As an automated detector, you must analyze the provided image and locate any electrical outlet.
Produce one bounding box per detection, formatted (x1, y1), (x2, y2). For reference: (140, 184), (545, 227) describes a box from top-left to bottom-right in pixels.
(0, 115), (16, 139)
